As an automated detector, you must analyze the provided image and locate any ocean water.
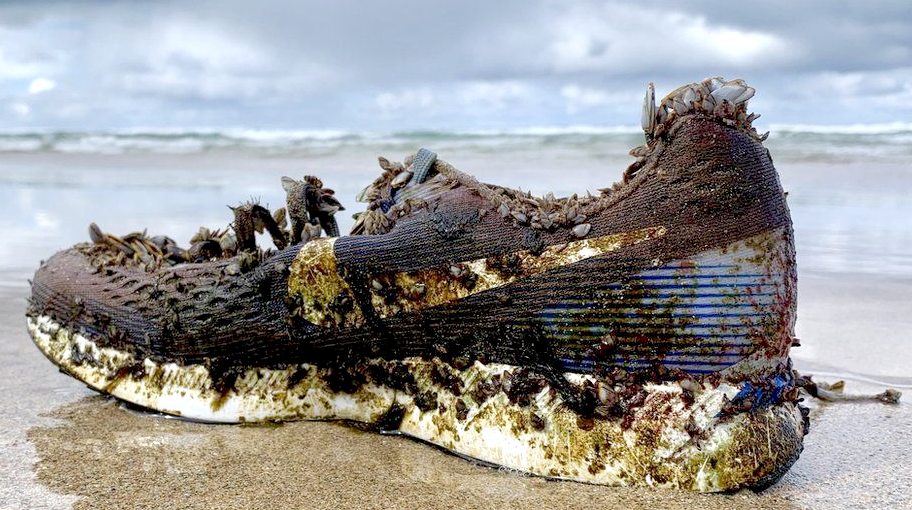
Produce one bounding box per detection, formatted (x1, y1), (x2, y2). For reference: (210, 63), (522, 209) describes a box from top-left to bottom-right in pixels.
(0, 124), (910, 379)
(0, 122), (911, 159)
(1, 123), (911, 275)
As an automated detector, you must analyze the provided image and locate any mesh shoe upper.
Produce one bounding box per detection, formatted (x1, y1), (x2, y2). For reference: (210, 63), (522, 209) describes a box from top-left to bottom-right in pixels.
(29, 114), (795, 383)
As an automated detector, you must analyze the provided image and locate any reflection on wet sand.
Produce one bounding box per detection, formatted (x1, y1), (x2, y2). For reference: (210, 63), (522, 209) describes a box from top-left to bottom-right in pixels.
(28, 394), (911, 510)
(27, 397), (792, 510)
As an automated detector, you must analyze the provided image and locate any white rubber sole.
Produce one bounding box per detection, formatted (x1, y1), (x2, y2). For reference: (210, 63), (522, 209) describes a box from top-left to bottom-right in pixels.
(29, 314), (804, 492)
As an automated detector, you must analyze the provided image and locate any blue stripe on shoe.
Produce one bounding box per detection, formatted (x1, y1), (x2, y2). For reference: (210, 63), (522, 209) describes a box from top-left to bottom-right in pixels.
(562, 359), (737, 368)
(545, 322), (764, 330)
(626, 273), (779, 280)
(559, 358), (738, 373)
(557, 346), (756, 356)
(547, 330), (755, 340)
(641, 264), (736, 270)
(546, 302), (771, 309)
(598, 283), (776, 290)
(539, 311), (772, 319)
(549, 292), (777, 302)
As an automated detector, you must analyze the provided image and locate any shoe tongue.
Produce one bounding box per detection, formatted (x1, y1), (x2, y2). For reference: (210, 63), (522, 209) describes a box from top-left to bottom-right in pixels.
(405, 148), (438, 190)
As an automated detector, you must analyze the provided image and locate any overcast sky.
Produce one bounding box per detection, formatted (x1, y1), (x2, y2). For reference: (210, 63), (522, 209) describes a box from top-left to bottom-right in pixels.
(1, 0), (910, 131)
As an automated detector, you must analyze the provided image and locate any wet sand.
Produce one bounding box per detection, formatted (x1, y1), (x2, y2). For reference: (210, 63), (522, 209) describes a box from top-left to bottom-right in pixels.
(22, 396), (910, 510)
(2, 150), (911, 509)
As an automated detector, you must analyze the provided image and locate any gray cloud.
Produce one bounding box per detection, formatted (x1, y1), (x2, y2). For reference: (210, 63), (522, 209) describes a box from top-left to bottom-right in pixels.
(0, 0), (909, 129)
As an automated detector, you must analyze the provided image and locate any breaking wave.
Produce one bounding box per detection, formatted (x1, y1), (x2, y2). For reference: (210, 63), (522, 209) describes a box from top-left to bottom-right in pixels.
(0, 124), (910, 160)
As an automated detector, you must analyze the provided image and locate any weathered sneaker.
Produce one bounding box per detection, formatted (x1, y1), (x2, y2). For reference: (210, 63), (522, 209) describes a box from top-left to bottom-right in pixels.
(27, 78), (806, 492)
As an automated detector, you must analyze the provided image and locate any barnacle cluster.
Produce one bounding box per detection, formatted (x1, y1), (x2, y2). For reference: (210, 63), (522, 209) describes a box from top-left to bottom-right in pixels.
(486, 187), (598, 236)
(626, 77), (766, 182)
(351, 154), (445, 236)
(353, 154), (603, 237)
(81, 174), (343, 272)
(640, 77), (765, 142)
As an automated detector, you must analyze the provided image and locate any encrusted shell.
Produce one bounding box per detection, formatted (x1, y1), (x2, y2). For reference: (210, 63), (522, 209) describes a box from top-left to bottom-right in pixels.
(391, 170), (413, 188)
(572, 223), (591, 238)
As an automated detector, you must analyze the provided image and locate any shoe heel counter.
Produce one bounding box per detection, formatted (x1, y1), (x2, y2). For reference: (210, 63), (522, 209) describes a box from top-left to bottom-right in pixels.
(678, 117), (798, 362)
(549, 120), (798, 375)
(657, 116), (793, 236)
(716, 122), (798, 366)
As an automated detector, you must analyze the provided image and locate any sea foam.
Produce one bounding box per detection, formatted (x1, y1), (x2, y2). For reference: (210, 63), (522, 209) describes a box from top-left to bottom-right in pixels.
(0, 124), (909, 161)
